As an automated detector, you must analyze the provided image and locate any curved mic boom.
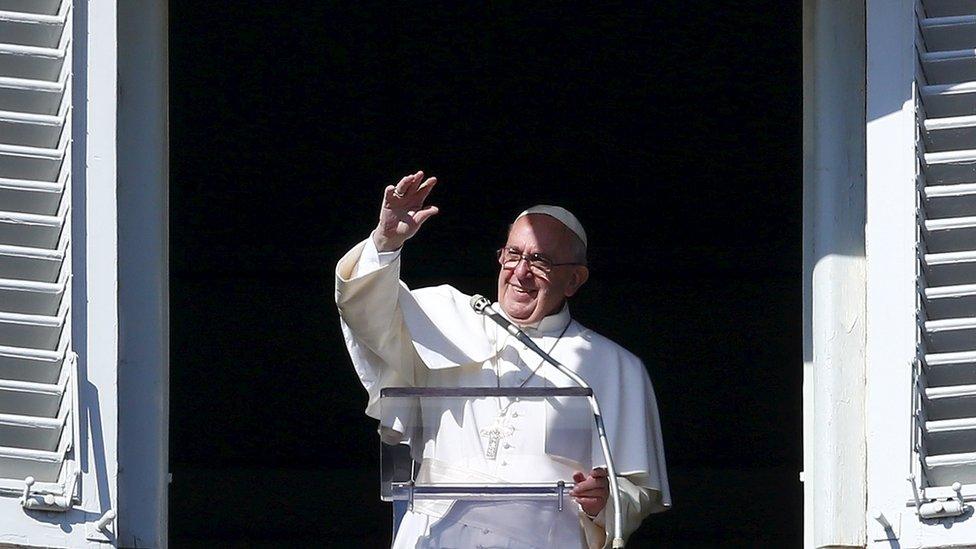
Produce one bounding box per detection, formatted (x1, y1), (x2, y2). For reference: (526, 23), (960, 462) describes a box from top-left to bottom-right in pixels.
(468, 293), (627, 547)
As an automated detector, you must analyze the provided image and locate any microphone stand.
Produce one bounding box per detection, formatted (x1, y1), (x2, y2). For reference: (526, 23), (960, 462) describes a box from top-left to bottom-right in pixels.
(471, 296), (627, 548)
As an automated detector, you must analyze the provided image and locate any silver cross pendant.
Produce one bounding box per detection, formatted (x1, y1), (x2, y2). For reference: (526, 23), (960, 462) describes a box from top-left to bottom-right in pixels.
(480, 416), (515, 460)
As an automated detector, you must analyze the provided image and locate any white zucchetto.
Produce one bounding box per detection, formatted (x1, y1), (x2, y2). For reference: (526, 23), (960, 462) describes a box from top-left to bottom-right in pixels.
(515, 205), (587, 249)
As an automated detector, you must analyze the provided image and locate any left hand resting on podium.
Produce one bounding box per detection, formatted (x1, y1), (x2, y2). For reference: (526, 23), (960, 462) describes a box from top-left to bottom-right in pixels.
(571, 467), (609, 517)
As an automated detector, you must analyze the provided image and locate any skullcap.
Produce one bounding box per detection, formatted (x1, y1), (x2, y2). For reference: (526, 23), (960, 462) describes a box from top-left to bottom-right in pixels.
(515, 205), (587, 248)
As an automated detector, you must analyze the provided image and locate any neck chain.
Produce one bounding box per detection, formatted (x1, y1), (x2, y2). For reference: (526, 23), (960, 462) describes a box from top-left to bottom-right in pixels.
(481, 317), (571, 460)
(492, 320), (572, 410)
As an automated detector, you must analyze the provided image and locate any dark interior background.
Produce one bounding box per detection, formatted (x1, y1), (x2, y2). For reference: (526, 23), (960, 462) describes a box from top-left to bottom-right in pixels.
(168, 2), (801, 546)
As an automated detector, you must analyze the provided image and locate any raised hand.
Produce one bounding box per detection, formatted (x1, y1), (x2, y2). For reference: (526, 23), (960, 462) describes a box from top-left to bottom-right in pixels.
(372, 171), (440, 252)
(571, 468), (610, 517)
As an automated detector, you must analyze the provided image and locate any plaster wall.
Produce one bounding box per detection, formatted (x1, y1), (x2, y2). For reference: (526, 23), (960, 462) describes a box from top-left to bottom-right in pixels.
(803, 0), (867, 547)
(117, 0), (169, 546)
(864, 1), (918, 547)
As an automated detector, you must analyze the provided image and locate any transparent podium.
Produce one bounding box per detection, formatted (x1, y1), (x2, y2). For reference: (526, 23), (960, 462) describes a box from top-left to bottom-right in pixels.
(379, 386), (603, 547)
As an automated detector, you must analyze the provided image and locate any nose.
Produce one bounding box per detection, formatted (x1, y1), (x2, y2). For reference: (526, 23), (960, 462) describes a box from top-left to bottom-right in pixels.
(513, 256), (533, 279)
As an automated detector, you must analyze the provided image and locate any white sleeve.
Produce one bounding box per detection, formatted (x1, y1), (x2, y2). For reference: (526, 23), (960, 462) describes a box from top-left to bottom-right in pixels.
(353, 234), (401, 278)
(335, 238), (415, 419)
(579, 476), (665, 549)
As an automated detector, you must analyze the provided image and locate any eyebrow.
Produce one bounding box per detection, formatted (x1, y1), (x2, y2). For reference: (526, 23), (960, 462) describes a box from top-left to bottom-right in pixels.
(505, 246), (554, 261)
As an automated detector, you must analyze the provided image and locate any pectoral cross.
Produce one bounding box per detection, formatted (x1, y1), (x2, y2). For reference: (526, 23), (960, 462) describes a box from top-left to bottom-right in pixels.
(480, 415), (515, 460)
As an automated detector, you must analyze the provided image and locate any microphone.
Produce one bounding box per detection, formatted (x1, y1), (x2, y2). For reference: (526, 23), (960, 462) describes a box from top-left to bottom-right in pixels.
(469, 293), (627, 546)
(470, 294), (545, 354)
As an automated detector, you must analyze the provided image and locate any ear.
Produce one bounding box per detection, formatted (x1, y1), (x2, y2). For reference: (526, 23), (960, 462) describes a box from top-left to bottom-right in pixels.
(564, 265), (589, 297)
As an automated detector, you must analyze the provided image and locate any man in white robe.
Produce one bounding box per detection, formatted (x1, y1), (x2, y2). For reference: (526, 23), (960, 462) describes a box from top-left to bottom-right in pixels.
(335, 171), (671, 548)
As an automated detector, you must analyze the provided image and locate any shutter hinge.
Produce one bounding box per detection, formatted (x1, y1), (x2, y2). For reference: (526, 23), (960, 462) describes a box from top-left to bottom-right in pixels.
(21, 469), (79, 512)
(908, 475), (970, 520)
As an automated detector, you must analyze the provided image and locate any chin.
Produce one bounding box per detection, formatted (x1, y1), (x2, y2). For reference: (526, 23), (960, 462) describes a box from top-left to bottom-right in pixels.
(500, 300), (536, 324)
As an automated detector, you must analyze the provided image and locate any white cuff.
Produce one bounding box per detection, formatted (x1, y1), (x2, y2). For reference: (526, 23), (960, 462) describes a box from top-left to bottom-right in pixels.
(578, 502), (605, 524)
(353, 235), (401, 277)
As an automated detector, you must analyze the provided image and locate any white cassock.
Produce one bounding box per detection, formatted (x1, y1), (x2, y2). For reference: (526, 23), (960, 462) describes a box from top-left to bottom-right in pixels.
(336, 238), (671, 549)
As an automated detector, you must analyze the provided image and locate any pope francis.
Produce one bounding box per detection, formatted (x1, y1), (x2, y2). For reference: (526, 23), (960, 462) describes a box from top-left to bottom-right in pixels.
(335, 171), (671, 548)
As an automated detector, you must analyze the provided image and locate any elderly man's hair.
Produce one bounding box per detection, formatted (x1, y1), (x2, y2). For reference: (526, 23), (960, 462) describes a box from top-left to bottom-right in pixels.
(566, 232), (587, 265)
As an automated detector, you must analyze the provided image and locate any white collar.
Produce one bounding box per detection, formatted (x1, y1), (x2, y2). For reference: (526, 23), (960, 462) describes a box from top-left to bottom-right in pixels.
(498, 302), (572, 337)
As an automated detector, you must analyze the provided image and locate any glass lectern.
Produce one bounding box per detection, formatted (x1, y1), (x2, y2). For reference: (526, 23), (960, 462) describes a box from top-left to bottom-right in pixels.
(379, 386), (599, 547)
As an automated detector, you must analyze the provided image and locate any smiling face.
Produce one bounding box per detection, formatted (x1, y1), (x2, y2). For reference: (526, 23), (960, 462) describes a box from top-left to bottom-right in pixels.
(496, 214), (589, 326)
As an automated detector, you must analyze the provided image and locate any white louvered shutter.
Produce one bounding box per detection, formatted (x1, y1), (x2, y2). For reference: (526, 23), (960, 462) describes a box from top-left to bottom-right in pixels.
(0, 0), (79, 506)
(917, 0), (976, 497)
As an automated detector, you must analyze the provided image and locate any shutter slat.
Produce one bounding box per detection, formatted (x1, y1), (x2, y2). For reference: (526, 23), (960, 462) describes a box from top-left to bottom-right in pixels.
(0, 4), (69, 51)
(923, 352), (976, 387)
(0, 106), (68, 149)
(923, 113), (976, 151)
(923, 282), (976, 317)
(924, 215), (976, 250)
(0, 243), (65, 282)
(925, 0), (976, 18)
(0, 426), (70, 483)
(922, 16), (976, 52)
(922, 81), (976, 117)
(0, 1), (61, 16)
(921, 50), (976, 84)
(0, 73), (67, 115)
(924, 418), (976, 455)
(923, 182), (976, 218)
(0, 195), (67, 249)
(924, 250), (976, 286)
(923, 149), (976, 184)
(924, 317), (976, 352)
(0, 343), (66, 386)
(925, 452), (976, 486)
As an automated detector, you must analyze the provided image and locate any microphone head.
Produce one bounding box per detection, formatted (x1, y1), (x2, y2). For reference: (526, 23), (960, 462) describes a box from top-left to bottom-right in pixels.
(470, 294), (491, 314)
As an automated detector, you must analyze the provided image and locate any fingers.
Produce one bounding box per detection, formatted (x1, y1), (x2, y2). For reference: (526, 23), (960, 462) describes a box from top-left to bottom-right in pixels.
(570, 469), (609, 497)
(416, 176), (438, 201)
(572, 469), (609, 485)
(393, 171), (422, 198)
(382, 185), (398, 207)
(573, 486), (609, 497)
(388, 172), (438, 207)
(582, 483), (608, 494)
(572, 482), (609, 496)
(414, 205), (440, 226)
(401, 171), (424, 197)
(573, 496), (607, 507)
(571, 469), (609, 515)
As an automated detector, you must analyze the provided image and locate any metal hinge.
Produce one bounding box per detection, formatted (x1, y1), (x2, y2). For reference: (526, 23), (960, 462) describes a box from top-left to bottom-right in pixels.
(21, 469), (79, 511)
(908, 474), (970, 520)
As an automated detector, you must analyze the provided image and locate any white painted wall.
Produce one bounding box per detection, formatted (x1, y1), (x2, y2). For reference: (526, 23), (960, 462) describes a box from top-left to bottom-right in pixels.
(864, 3), (918, 548)
(78, 0), (121, 541)
(803, 1), (867, 547)
(117, 0), (169, 546)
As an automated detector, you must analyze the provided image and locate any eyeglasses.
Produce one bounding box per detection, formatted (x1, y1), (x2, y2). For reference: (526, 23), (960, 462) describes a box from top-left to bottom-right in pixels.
(496, 247), (585, 275)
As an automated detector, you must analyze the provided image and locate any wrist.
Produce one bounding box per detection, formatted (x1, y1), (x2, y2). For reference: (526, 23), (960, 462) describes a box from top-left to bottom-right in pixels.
(371, 229), (403, 253)
(578, 502), (601, 521)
